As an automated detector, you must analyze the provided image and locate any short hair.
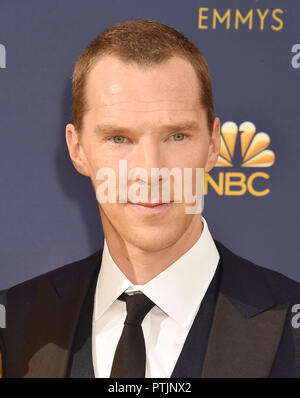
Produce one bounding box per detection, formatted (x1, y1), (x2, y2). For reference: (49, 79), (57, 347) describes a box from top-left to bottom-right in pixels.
(72, 19), (215, 134)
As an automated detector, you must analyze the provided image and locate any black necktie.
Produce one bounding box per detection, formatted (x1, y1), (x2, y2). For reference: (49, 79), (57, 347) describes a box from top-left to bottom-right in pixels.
(110, 292), (155, 378)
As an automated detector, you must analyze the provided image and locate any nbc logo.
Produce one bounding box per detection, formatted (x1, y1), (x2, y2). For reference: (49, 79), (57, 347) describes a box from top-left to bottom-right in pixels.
(205, 121), (275, 197)
(216, 121), (275, 167)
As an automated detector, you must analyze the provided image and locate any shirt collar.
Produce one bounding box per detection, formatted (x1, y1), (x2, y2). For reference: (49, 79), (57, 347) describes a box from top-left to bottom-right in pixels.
(94, 216), (220, 329)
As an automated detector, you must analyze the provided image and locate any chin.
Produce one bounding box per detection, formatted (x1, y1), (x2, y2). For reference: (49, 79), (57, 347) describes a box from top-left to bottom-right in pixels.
(124, 224), (186, 252)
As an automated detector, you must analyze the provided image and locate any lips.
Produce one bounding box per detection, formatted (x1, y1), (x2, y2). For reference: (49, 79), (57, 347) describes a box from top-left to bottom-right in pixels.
(128, 201), (173, 207)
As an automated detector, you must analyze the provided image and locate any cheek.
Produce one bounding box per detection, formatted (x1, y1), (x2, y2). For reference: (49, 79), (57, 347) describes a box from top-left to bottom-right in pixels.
(191, 142), (210, 165)
(171, 141), (209, 168)
(84, 148), (119, 181)
(172, 155), (207, 171)
(99, 203), (125, 228)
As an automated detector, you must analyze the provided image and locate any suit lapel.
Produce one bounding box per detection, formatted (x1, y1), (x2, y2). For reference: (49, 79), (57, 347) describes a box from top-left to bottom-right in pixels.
(200, 241), (289, 378)
(22, 276), (90, 377)
(201, 292), (289, 377)
(21, 251), (101, 378)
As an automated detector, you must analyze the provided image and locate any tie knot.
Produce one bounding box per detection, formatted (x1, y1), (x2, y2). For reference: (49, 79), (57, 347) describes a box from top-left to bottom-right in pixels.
(119, 292), (155, 326)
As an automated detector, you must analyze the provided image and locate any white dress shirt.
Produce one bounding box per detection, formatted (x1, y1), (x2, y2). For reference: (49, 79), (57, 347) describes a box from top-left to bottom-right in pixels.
(92, 216), (220, 378)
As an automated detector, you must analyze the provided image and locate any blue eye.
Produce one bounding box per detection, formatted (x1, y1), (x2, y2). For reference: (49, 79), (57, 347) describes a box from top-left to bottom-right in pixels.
(172, 133), (185, 141)
(112, 136), (126, 144)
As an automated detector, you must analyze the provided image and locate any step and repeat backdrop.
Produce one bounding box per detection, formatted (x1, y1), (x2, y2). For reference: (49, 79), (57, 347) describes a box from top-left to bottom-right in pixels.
(0, 0), (299, 289)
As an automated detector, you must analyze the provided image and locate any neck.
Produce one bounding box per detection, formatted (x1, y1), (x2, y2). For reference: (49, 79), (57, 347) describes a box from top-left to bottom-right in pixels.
(100, 211), (204, 285)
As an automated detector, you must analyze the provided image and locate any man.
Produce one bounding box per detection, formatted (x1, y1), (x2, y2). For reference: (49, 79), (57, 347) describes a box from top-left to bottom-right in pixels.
(1, 19), (300, 378)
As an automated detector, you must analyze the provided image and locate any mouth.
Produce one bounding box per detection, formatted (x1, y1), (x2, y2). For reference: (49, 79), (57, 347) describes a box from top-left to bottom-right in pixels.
(127, 201), (174, 214)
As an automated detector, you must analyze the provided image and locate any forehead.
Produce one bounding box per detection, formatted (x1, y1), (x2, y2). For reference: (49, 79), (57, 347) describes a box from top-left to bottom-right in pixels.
(85, 55), (202, 119)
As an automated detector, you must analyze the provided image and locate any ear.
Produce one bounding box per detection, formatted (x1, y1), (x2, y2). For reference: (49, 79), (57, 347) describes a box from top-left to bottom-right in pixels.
(65, 123), (90, 176)
(204, 117), (221, 173)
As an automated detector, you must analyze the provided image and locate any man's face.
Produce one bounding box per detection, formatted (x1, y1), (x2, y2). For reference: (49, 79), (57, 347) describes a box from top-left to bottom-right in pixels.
(66, 55), (220, 251)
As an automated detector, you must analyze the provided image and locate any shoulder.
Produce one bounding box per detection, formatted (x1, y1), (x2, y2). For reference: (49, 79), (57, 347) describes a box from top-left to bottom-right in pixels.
(214, 239), (300, 304)
(0, 249), (102, 377)
(1, 248), (103, 304)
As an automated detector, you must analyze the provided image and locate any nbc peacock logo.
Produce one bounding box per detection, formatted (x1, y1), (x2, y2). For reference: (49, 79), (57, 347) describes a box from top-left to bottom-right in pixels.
(216, 121), (275, 168)
(205, 121), (275, 196)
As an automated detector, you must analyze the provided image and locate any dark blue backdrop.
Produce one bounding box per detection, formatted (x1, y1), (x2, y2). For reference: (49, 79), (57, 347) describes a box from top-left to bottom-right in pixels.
(0, 0), (299, 289)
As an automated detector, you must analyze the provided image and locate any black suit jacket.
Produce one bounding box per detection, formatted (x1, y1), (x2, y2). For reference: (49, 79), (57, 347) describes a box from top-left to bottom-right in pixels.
(1, 240), (300, 378)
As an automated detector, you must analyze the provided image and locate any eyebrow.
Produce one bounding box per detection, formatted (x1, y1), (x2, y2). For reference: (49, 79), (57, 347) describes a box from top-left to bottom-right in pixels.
(93, 121), (201, 136)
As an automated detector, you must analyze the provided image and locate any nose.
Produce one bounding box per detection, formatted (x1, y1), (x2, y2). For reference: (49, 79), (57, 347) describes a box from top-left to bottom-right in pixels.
(131, 137), (164, 185)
